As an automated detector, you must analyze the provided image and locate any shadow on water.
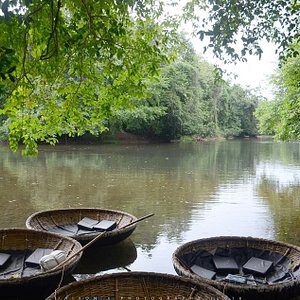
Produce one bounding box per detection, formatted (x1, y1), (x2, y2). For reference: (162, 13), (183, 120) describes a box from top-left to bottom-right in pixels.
(73, 238), (137, 275)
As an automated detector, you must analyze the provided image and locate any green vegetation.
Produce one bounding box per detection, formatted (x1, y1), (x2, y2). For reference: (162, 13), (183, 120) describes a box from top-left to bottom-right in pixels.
(183, 0), (300, 61)
(0, 0), (177, 154)
(254, 100), (281, 136)
(182, 0), (300, 142)
(255, 47), (300, 141)
(1, 0), (300, 154)
(274, 49), (300, 141)
(112, 42), (259, 141)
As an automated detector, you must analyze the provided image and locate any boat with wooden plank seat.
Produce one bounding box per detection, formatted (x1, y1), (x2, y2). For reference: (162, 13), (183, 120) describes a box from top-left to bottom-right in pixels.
(172, 236), (300, 300)
(0, 228), (82, 299)
(46, 271), (231, 300)
(25, 208), (138, 245)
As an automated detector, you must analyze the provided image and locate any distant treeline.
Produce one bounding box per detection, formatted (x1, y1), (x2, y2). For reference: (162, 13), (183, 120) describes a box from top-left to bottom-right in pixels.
(108, 42), (261, 142)
(0, 41), (262, 146)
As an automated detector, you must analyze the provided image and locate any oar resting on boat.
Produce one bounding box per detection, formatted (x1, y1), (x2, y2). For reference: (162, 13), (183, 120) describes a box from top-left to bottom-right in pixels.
(48, 213), (154, 272)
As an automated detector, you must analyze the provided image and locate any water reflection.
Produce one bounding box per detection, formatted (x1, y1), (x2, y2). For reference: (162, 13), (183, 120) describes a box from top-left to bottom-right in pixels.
(185, 182), (274, 241)
(0, 140), (300, 287)
(73, 238), (137, 274)
(257, 166), (300, 245)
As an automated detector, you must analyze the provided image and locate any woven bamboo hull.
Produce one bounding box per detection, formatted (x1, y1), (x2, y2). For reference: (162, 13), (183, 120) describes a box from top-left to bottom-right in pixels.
(0, 228), (82, 300)
(46, 272), (231, 300)
(25, 208), (137, 245)
(172, 236), (300, 300)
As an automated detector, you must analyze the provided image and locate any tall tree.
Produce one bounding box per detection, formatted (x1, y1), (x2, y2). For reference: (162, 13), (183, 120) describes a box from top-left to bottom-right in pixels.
(3, 0), (298, 151)
(273, 48), (300, 141)
(0, 0), (177, 154)
(112, 40), (260, 141)
(254, 99), (281, 136)
(182, 0), (300, 141)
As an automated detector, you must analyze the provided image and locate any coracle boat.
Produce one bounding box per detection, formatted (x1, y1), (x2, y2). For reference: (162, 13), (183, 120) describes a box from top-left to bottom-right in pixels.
(26, 208), (137, 245)
(172, 236), (300, 300)
(0, 228), (82, 299)
(46, 271), (231, 300)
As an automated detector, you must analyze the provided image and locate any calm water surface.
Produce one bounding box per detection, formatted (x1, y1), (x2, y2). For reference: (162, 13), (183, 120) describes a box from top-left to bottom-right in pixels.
(1, 139), (300, 283)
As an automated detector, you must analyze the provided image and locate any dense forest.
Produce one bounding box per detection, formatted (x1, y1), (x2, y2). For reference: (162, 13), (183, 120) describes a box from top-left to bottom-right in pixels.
(0, 0), (299, 154)
(109, 40), (260, 142)
(255, 45), (300, 141)
(0, 37), (261, 144)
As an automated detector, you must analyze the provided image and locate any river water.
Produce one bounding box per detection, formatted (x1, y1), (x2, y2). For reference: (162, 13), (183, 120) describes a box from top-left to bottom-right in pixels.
(1, 139), (300, 292)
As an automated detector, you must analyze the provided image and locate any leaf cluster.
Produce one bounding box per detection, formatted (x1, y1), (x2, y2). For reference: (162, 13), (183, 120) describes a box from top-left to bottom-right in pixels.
(183, 0), (300, 61)
(114, 40), (260, 140)
(0, 0), (178, 154)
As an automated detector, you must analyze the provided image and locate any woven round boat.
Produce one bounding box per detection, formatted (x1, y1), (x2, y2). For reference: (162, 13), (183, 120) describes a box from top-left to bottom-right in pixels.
(0, 228), (82, 299)
(173, 236), (300, 300)
(26, 208), (137, 245)
(46, 271), (230, 300)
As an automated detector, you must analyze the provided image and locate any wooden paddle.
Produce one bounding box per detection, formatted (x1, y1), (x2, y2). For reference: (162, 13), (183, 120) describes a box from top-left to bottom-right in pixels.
(50, 213), (154, 272)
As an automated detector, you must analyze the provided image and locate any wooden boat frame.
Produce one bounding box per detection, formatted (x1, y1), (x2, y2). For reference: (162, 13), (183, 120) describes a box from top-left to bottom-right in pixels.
(25, 208), (138, 245)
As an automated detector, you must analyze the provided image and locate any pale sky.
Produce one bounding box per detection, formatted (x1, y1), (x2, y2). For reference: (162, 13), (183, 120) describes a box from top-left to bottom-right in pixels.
(167, 0), (280, 100)
(190, 36), (279, 100)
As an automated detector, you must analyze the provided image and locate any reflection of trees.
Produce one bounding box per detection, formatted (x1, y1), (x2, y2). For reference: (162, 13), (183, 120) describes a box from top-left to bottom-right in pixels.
(1, 140), (294, 249)
(255, 140), (300, 166)
(0, 142), (256, 247)
(0, 150), (37, 227)
(257, 177), (300, 245)
(254, 141), (300, 246)
(0, 144), (223, 247)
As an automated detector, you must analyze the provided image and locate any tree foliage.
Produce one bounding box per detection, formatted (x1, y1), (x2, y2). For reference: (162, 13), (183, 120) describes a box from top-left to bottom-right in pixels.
(273, 49), (300, 140)
(0, 0), (177, 154)
(181, 0), (300, 142)
(114, 41), (260, 141)
(2, 0), (297, 152)
(183, 0), (300, 61)
(254, 99), (281, 136)
(254, 43), (300, 140)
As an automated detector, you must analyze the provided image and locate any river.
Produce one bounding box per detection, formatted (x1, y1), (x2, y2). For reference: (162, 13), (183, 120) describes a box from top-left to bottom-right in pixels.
(0, 139), (300, 296)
